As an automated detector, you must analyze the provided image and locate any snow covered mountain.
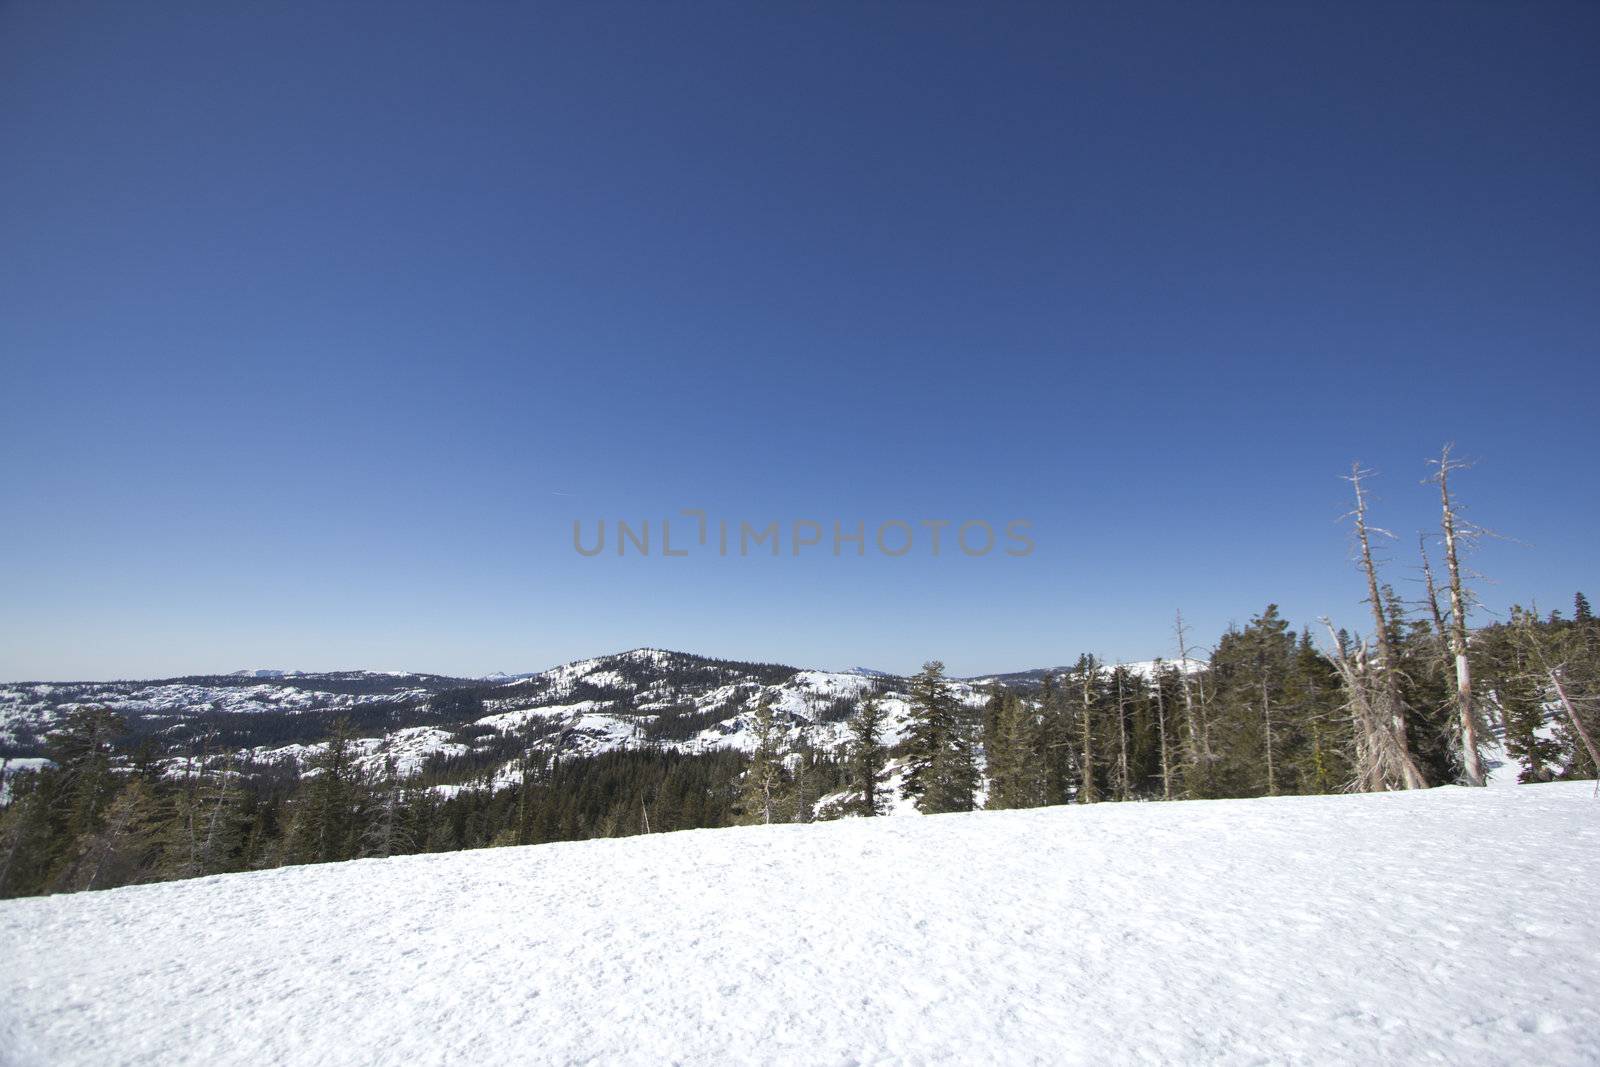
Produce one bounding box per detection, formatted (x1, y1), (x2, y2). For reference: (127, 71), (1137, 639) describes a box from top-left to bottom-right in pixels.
(0, 649), (1219, 796)
(967, 658), (1205, 689)
(4, 780), (1596, 1065)
(0, 649), (1011, 791)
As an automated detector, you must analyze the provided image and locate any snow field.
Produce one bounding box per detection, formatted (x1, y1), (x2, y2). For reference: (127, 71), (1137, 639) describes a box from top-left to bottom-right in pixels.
(2, 781), (1597, 1066)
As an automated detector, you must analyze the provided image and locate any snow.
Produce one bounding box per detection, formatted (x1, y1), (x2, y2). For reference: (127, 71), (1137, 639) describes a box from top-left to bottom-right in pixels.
(473, 700), (605, 734)
(0, 757), (52, 803)
(3, 782), (1598, 1065)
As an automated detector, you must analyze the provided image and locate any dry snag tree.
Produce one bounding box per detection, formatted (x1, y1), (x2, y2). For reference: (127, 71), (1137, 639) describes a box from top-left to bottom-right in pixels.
(1427, 444), (1487, 786)
(1333, 464), (1428, 791)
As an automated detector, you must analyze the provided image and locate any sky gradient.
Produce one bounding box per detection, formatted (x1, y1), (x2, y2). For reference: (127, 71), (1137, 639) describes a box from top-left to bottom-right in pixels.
(2, 2), (1596, 680)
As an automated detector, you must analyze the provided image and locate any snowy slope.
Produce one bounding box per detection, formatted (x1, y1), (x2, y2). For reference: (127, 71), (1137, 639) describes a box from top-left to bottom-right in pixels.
(3, 782), (1597, 1066)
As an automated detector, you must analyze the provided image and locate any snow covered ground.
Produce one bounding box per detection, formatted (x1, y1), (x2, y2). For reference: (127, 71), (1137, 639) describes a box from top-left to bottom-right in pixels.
(3, 782), (1597, 1066)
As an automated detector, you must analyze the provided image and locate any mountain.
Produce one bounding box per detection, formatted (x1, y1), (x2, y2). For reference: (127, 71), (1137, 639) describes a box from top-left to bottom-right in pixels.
(5, 780), (1596, 1064)
(0, 649), (1000, 793)
(0, 649), (1227, 798)
(967, 658), (1205, 689)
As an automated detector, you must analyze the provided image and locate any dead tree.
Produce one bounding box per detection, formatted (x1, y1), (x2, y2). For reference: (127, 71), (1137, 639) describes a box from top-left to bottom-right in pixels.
(1153, 664), (1173, 800)
(1322, 621), (1424, 791)
(1261, 675), (1277, 797)
(1547, 670), (1600, 796)
(1114, 670), (1131, 802)
(1418, 533), (1450, 660)
(1341, 465), (1428, 789)
(1078, 660), (1098, 804)
(1515, 616), (1600, 794)
(1428, 445), (1486, 786)
(1173, 610), (1213, 790)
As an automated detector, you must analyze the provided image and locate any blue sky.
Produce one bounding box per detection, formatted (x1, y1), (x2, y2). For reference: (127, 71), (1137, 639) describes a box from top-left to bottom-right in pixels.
(2, 2), (1596, 680)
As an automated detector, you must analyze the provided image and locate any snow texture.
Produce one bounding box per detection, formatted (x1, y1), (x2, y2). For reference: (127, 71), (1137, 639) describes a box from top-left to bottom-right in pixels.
(3, 782), (1598, 1066)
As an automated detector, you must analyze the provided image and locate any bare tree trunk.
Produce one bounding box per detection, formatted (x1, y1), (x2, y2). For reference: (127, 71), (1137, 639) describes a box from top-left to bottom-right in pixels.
(1079, 665), (1097, 804)
(1154, 669), (1173, 800)
(1419, 533), (1448, 652)
(1115, 672), (1130, 801)
(1323, 622), (1413, 792)
(202, 754), (234, 869)
(1433, 445), (1486, 786)
(1346, 464), (1428, 789)
(1261, 677), (1277, 797)
(1174, 611), (1211, 789)
(1547, 669), (1600, 791)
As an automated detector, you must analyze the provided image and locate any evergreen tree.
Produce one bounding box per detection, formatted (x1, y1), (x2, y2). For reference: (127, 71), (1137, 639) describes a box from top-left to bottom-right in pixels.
(1036, 674), (1076, 804)
(788, 733), (817, 824)
(1211, 606), (1295, 796)
(902, 661), (954, 808)
(0, 770), (52, 896)
(283, 719), (364, 864)
(59, 778), (164, 892)
(848, 698), (889, 816)
(902, 662), (976, 813)
(1066, 654), (1106, 803)
(739, 695), (783, 825)
(983, 689), (1044, 809)
(361, 756), (412, 857)
(47, 707), (125, 857)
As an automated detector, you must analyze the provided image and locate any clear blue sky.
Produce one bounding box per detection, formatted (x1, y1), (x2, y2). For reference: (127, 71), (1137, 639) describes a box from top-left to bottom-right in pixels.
(2, 2), (1596, 681)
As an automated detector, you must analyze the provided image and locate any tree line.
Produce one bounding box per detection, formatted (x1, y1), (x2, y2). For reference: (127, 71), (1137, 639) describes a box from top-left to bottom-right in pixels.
(2, 448), (1597, 897)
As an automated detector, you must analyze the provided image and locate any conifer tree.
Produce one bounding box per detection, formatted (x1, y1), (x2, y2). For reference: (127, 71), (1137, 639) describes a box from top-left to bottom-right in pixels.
(362, 756), (411, 858)
(1068, 654), (1104, 803)
(740, 695), (783, 825)
(60, 778), (164, 892)
(0, 771), (52, 896)
(47, 707), (125, 861)
(789, 733), (816, 824)
(848, 697), (889, 816)
(1033, 673), (1074, 804)
(902, 661), (954, 808)
(902, 662), (976, 813)
(927, 720), (979, 814)
(284, 719), (363, 864)
(984, 689), (1044, 809)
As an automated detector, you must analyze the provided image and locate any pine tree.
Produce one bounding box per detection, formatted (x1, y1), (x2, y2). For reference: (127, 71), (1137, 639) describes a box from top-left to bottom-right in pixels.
(984, 689), (1044, 809)
(848, 697), (889, 816)
(1068, 654), (1104, 803)
(283, 719), (364, 864)
(59, 778), (164, 892)
(47, 706), (125, 852)
(361, 756), (411, 857)
(902, 662), (976, 814)
(739, 695), (783, 825)
(1212, 606), (1295, 797)
(1284, 628), (1349, 794)
(789, 733), (816, 824)
(928, 720), (979, 814)
(902, 661), (954, 808)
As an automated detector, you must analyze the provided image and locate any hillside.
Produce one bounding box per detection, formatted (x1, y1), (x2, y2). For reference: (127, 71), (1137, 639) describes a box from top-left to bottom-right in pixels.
(0, 649), (1065, 793)
(3, 782), (1597, 1065)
